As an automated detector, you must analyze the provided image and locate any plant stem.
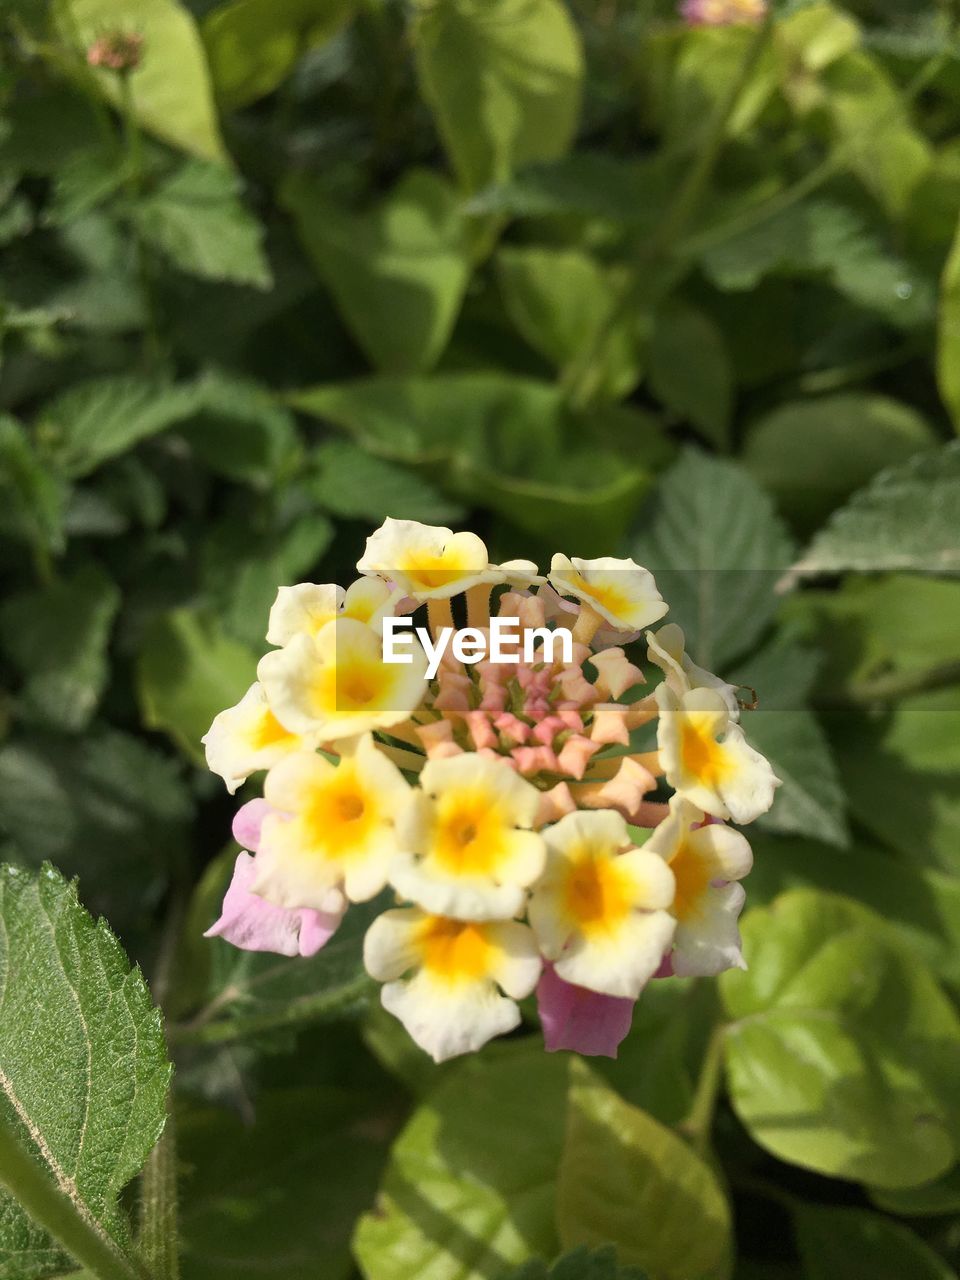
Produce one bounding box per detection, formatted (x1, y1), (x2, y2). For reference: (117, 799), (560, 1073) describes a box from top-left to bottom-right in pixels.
(137, 1097), (179, 1280)
(678, 1022), (727, 1157)
(0, 1116), (147, 1280)
(169, 973), (375, 1048)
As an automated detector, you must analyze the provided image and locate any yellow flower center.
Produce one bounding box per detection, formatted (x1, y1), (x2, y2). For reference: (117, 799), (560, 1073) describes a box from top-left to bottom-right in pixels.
(313, 657), (393, 716)
(668, 839), (711, 922)
(573, 575), (632, 620)
(432, 792), (506, 876)
(418, 917), (492, 983)
(680, 713), (731, 786)
(562, 849), (633, 936)
(302, 769), (375, 858)
(249, 708), (298, 751)
(401, 550), (469, 591)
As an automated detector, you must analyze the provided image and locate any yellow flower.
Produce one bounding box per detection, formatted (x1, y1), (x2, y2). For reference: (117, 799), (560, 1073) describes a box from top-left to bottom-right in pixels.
(266, 583), (342, 647)
(364, 907), (541, 1062)
(391, 754), (546, 920)
(202, 682), (314, 794)
(645, 800), (752, 976)
(549, 554), (668, 632)
(255, 734), (411, 909)
(358, 518), (494, 600)
(528, 809), (676, 998)
(257, 616), (428, 740)
(266, 578), (400, 647)
(646, 623), (739, 719)
(655, 684), (780, 823)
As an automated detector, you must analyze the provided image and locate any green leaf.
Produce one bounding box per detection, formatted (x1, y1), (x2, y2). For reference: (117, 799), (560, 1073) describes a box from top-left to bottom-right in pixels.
(465, 152), (661, 222)
(820, 50), (931, 218)
(184, 372), (300, 487)
(40, 376), (203, 479)
(790, 442), (960, 577)
(179, 1086), (391, 1280)
(729, 639), (848, 847)
(292, 374), (666, 551)
(506, 1245), (650, 1279)
(136, 609), (259, 766)
(557, 1062), (732, 1280)
(131, 159), (271, 289)
(647, 304), (733, 449)
(497, 247), (645, 400)
(793, 1205), (957, 1280)
(200, 503), (335, 649)
(720, 889), (960, 1189)
(284, 169), (471, 374)
(0, 415), (66, 553)
(0, 863), (170, 1276)
(413, 0), (583, 192)
(700, 199), (935, 331)
(0, 564), (120, 732)
(310, 440), (464, 523)
(353, 1047), (570, 1279)
(744, 394), (938, 526)
(0, 732), (193, 925)
(871, 1165), (960, 1217)
(55, 0), (226, 163)
(938, 212), (960, 430)
(202, 0), (355, 108)
(629, 448), (794, 671)
(745, 706), (847, 845)
(831, 699), (960, 878)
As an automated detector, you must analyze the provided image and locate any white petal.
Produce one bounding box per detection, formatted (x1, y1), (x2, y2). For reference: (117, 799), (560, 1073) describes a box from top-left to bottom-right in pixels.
(363, 907), (426, 981)
(672, 883), (747, 977)
(381, 972), (521, 1062)
(555, 910), (677, 999)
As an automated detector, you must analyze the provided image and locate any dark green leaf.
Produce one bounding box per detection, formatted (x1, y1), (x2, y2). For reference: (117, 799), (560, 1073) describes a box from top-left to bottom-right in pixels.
(136, 609), (259, 766)
(744, 394), (938, 527)
(793, 1205), (957, 1280)
(0, 564), (120, 732)
(179, 1086), (392, 1280)
(647, 304), (733, 449)
(0, 863), (170, 1276)
(701, 200), (935, 330)
(310, 440), (464, 523)
(132, 160), (272, 289)
(0, 416), (66, 553)
(40, 377), (203, 479)
(630, 448), (794, 670)
(0, 731), (192, 923)
(293, 374), (666, 551)
(507, 1245), (649, 1279)
(791, 442), (960, 577)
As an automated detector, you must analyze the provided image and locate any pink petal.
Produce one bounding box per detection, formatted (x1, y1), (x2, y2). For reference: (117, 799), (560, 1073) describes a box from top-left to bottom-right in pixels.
(231, 798), (275, 853)
(537, 963), (635, 1057)
(204, 853), (343, 958)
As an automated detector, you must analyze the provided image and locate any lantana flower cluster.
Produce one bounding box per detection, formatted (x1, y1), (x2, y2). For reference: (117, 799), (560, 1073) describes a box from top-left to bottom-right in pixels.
(203, 519), (780, 1062)
(679, 0), (766, 26)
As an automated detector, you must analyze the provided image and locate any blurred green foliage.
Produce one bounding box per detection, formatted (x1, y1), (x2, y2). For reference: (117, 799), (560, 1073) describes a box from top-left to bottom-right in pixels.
(1, 0), (960, 1277)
